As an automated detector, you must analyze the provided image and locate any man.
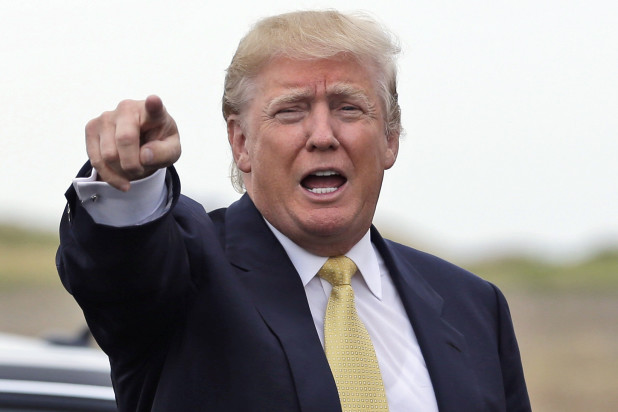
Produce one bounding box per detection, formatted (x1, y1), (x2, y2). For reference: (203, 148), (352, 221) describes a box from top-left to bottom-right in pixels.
(57, 10), (531, 412)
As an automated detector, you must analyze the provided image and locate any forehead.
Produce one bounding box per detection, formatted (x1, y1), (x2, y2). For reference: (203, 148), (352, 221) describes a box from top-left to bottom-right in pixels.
(252, 56), (380, 99)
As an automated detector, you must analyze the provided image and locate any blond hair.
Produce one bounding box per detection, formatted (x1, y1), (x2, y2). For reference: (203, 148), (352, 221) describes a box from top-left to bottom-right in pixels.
(223, 10), (402, 192)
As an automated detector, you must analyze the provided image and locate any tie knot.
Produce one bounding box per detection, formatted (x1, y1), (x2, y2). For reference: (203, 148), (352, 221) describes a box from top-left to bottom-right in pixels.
(318, 256), (358, 286)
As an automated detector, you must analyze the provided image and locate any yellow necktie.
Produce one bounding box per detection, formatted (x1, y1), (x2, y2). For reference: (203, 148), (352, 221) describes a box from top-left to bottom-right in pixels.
(318, 256), (389, 411)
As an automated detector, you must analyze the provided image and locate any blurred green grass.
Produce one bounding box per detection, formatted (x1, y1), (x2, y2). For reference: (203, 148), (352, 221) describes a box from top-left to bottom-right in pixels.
(464, 250), (618, 293)
(0, 224), (59, 287)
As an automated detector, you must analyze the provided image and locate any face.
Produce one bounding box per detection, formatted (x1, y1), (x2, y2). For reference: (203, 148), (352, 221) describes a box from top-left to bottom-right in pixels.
(227, 57), (399, 256)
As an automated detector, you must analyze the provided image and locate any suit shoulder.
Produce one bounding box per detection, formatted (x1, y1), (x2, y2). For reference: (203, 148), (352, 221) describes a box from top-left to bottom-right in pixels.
(382, 238), (497, 298)
(172, 196), (226, 224)
(169, 195), (229, 241)
(382, 238), (474, 277)
(381, 238), (516, 337)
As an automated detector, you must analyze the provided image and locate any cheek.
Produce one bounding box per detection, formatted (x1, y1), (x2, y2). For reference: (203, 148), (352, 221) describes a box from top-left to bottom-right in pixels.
(258, 133), (304, 167)
(250, 141), (296, 189)
(355, 139), (388, 169)
(351, 144), (389, 192)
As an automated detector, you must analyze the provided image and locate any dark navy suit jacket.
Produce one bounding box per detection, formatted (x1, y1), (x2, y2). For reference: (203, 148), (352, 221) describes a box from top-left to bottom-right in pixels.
(57, 165), (531, 411)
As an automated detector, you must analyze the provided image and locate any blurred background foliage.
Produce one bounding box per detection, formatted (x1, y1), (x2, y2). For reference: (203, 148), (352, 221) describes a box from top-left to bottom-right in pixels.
(467, 249), (618, 293)
(1, 223), (616, 411)
(0, 225), (59, 287)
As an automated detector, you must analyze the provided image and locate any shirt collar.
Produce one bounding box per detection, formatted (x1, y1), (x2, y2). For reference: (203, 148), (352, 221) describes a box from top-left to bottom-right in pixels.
(265, 220), (382, 300)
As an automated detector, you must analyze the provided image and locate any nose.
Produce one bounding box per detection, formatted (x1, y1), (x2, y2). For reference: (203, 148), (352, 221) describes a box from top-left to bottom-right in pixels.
(305, 105), (340, 151)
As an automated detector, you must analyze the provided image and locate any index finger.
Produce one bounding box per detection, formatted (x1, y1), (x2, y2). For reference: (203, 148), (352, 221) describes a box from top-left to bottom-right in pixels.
(114, 102), (145, 178)
(142, 95), (166, 131)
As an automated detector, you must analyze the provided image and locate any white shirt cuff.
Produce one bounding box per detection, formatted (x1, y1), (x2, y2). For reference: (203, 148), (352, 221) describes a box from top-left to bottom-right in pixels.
(73, 168), (169, 227)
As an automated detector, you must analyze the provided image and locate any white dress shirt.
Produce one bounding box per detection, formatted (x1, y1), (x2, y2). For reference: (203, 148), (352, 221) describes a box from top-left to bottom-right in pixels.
(73, 171), (439, 412)
(267, 223), (438, 412)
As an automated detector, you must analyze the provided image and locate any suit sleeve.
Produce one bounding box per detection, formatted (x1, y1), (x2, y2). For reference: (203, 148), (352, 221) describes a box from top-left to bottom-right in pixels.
(56, 163), (203, 364)
(491, 284), (532, 412)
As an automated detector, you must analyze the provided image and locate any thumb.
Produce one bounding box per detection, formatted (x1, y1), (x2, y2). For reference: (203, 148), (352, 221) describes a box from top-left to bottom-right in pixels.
(140, 136), (181, 169)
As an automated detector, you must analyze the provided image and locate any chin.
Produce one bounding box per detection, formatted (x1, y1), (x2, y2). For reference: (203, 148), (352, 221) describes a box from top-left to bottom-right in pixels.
(300, 212), (357, 237)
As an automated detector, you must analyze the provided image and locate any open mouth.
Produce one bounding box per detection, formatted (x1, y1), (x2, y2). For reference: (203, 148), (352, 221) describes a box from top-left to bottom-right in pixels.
(301, 170), (347, 194)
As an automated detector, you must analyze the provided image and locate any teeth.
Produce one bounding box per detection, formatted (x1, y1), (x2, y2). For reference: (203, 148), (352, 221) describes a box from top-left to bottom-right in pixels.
(313, 171), (338, 177)
(308, 187), (337, 194)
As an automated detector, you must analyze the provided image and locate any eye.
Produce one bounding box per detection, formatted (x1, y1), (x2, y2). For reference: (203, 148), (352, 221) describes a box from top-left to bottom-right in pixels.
(274, 107), (305, 123)
(337, 104), (363, 119)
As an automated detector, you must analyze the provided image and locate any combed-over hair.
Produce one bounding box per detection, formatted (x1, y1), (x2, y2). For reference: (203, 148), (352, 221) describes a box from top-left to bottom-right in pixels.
(223, 10), (402, 192)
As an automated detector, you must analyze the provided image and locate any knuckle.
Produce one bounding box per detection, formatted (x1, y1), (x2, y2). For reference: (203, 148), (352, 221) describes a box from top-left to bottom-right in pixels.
(85, 111), (115, 136)
(89, 157), (103, 170)
(100, 147), (119, 163)
(115, 131), (138, 147)
(114, 99), (139, 116)
(98, 110), (115, 123)
(116, 99), (137, 111)
(84, 118), (98, 135)
(120, 156), (141, 170)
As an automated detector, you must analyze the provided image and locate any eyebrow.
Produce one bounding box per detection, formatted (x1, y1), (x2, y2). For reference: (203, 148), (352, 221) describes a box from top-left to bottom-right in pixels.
(265, 88), (314, 112)
(265, 83), (374, 112)
(328, 84), (372, 106)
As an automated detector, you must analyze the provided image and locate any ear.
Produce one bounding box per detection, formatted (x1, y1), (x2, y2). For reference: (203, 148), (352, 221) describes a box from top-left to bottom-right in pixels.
(383, 131), (399, 170)
(227, 115), (252, 173)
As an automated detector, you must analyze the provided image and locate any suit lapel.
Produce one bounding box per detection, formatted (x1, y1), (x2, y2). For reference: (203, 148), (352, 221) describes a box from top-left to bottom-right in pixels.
(371, 227), (483, 411)
(223, 195), (341, 412)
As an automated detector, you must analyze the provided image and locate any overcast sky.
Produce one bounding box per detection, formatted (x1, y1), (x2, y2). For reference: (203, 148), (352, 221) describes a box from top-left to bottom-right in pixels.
(2, 0), (617, 262)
